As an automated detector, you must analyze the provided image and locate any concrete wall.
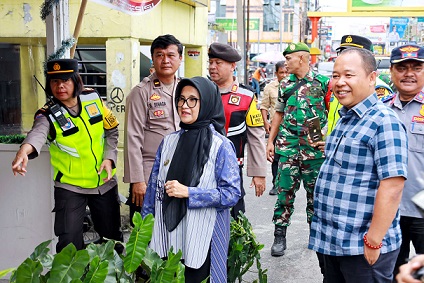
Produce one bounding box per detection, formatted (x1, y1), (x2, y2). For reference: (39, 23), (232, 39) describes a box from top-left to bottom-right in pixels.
(0, 144), (55, 277)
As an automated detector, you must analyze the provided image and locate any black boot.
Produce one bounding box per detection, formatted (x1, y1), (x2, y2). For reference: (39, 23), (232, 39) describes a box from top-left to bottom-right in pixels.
(271, 225), (287, 257)
(268, 187), (278, 195)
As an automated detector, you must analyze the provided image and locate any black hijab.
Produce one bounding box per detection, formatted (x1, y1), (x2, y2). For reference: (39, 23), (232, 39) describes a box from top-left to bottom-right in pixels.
(162, 77), (225, 232)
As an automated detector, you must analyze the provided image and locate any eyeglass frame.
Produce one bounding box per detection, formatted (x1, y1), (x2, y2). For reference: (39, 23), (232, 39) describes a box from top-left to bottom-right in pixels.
(177, 96), (199, 108)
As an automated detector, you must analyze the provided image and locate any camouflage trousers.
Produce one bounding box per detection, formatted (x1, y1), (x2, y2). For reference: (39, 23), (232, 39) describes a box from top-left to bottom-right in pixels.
(272, 155), (324, 227)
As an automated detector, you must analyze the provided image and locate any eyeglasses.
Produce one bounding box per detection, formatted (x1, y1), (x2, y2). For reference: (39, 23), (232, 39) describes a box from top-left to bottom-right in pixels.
(177, 97), (199, 108)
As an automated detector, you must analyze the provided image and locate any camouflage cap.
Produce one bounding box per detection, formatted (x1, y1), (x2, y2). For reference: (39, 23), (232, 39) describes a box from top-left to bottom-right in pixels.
(283, 42), (310, 56)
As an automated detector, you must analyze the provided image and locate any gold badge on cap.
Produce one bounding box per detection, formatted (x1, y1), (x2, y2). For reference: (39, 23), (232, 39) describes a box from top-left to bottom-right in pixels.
(345, 36), (353, 43)
(290, 44), (296, 51)
(53, 63), (61, 71)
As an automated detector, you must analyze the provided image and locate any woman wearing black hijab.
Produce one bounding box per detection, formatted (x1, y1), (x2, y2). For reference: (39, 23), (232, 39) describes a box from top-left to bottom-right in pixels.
(142, 76), (241, 282)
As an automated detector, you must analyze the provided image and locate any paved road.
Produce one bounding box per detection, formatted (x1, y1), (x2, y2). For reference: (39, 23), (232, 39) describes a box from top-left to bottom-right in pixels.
(241, 162), (323, 283)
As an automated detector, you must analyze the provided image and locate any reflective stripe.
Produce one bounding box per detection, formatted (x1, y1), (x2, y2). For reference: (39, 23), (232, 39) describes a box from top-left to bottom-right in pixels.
(52, 141), (80, 157)
(228, 122), (246, 137)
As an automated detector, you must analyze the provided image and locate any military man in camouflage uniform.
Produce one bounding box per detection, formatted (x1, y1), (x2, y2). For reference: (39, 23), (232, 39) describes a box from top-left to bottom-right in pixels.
(266, 42), (329, 257)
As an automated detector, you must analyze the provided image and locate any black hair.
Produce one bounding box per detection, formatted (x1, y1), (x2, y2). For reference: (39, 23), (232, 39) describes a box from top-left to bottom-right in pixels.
(46, 72), (84, 98)
(339, 48), (376, 75)
(275, 61), (286, 72)
(150, 34), (183, 57)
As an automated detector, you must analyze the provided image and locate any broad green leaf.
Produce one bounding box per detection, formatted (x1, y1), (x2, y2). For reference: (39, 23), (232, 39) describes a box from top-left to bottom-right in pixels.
(86, 241), (118, 283)
(15, 258), (43, 283)
(83, 256), (109, 283)
(29, 240), (51, 261)
(123, 213), (154, 273)
(0, 268), (15, 279)
(140, 247), (162, 273)
(47, 244), (90, 283)
(154, 249), (182, 282)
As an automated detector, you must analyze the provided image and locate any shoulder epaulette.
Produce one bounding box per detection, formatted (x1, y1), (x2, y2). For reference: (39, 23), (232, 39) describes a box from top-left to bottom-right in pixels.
(380, 92), (396, 103)
(238, 83), (255, 94)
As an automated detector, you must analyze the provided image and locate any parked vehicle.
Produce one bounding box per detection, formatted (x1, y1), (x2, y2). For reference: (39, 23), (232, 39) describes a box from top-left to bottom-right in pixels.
(375, 56), (391, 75)
(315, 61), (334, 78)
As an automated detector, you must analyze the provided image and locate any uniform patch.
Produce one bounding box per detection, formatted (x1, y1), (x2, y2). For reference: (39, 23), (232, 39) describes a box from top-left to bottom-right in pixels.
(103, 104), (119, 129)
(231, 84), (238, 93)
(85, 103), (101, 118)
(150, 93), (161, 101)
(154, 101), (166, 107)
(375, 87), (387, 98)
(60, 118), (76, 131)
(412, 116), (424, 123)
(154, 110), (165, 117)
(229, 94), (241, 106)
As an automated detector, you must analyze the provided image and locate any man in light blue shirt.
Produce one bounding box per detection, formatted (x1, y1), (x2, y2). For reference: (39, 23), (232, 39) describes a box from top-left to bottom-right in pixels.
(309, 48), (408, 282)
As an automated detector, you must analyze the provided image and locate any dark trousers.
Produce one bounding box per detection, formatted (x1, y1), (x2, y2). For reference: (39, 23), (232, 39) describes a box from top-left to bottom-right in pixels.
(53, 186), (123, 253)
(320, 249), (399, 283)
(184, 247), (211, 283)
(393, 216), (424, 279)
(231, 166), (245, 220)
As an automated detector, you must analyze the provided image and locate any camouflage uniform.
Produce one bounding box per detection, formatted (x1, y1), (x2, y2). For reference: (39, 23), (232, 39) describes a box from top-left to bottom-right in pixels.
(273, 70), (329, 226)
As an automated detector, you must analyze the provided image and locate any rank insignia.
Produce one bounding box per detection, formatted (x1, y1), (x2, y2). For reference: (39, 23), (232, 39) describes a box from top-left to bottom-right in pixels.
(153, 79), (161, 87)
(231, 84), (238, 93)
(164, 159), (170, 166)
(229, 94), (241, 106)
(420, 105), (424, 116)
(416, 92), (424, 102)
(85, 103), (101, 118)
(150, 93), (161, 101)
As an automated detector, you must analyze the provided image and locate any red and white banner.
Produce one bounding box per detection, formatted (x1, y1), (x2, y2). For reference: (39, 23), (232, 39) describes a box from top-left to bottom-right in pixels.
(91, 0), (162, 15)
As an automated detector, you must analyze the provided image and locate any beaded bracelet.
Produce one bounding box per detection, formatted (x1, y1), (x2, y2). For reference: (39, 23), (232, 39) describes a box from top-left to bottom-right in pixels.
(363, 233), (383, 249)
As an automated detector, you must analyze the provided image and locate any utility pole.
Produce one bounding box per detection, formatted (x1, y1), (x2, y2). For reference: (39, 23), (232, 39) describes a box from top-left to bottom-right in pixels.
(236, 0), (246, 85)
(46, 0), (70, 58)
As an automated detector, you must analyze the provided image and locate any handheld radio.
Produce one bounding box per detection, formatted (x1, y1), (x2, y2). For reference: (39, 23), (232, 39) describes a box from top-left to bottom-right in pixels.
(33, 75), (69, 128)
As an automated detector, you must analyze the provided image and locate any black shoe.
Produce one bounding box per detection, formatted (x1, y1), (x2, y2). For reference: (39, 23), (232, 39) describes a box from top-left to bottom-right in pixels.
(271, 226), (287, 257)
(269, 188), (278, 195)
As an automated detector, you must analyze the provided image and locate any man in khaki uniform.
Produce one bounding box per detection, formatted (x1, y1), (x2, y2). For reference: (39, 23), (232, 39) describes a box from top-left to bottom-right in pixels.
(208, 42), (267, 219)
(260, 61), (288, 195)
(124, 34), (183, 223)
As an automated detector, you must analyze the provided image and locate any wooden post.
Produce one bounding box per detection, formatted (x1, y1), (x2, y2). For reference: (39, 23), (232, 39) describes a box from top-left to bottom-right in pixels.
(70, 0), (88, 58)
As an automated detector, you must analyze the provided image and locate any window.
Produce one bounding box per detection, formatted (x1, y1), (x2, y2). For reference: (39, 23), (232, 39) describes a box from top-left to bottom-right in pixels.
(0, 44), (21, 135)
(263, 2), (280, 32)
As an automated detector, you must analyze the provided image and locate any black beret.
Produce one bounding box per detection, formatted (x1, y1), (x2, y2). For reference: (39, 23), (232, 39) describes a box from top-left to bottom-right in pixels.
(208, 42), (241, 62)
(391, 44), (424, 64)
(336, 35), (373, 52)
(47, 59), (79, 80)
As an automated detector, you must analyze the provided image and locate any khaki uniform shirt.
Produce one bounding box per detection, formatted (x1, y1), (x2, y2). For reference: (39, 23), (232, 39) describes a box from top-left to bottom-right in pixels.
(260, 79), (279, 121)
(124, 72), (180, 184)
